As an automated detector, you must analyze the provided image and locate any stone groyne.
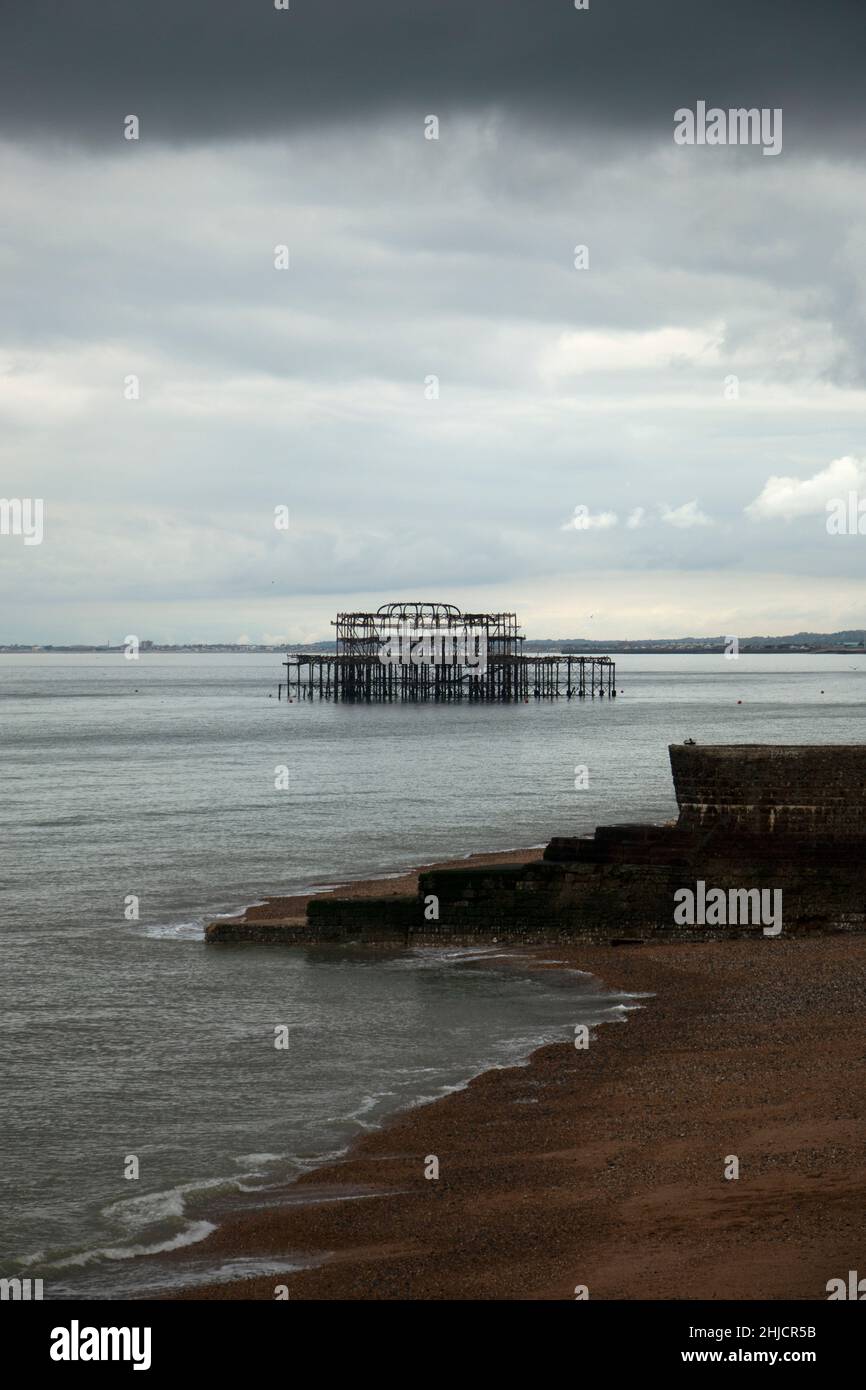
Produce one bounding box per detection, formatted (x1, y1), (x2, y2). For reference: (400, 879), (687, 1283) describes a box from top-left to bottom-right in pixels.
(206, 744), (866, 945)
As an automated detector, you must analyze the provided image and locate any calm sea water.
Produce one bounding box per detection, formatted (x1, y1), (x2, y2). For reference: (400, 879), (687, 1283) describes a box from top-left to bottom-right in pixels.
(1, 651), (863, 1296)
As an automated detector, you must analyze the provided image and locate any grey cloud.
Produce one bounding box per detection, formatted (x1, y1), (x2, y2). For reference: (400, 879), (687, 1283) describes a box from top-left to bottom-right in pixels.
(3, 7), (866, 642)
(2, 1), (865, 147)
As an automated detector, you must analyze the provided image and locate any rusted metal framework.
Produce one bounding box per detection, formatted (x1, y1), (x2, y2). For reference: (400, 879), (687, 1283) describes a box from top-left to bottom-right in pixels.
(281, 602), (616, 704)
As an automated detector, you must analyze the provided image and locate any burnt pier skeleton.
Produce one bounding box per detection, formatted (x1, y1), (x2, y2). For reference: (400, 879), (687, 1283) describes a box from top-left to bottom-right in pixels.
(279, 601), (616, 703)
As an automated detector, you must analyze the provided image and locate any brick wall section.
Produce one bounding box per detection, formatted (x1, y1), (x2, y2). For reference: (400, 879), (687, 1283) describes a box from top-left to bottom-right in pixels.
(416, 837), (865, 939)
(307, 896), (419, 930)
(669, 743), (866, 837)
(208, 896), (420, 944)
(206, 920), (412, 945)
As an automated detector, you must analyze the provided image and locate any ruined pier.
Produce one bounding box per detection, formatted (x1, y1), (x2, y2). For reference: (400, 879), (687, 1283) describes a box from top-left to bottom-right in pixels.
(280, 601), (616, 703)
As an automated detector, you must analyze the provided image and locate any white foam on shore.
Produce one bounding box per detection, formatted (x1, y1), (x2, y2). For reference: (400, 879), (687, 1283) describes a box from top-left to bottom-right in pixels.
(138, 1254), (322, 1293)
(28, 1174), (239, 1273)
(139, 920), (205, 941)
(37, 921), (646, 1292)
(37, 1220), (218, 1269)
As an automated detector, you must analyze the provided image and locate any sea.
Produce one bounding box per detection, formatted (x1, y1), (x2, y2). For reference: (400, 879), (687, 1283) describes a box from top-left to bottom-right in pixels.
(1, 650), (863, 1296)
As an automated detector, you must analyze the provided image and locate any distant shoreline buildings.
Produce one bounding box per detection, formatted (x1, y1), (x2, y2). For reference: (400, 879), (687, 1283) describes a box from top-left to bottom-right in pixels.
(3, 630), (865, 657)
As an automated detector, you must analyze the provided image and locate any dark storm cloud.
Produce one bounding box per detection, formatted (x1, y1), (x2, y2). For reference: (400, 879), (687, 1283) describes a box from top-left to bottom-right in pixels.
(2, 0), (865, 146)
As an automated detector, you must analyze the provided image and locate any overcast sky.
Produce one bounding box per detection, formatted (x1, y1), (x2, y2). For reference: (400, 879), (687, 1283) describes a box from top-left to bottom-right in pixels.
(2, 0), (866, 642)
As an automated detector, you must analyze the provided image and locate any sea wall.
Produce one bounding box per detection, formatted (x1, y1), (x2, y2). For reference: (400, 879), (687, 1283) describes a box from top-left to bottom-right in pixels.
(669, 743), (866, 838)
(206, 744), (866, 945)
(421, 830), (865, 938)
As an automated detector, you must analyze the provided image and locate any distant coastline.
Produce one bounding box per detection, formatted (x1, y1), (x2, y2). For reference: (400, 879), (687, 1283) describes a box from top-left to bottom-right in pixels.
(3, 631), (866, 656)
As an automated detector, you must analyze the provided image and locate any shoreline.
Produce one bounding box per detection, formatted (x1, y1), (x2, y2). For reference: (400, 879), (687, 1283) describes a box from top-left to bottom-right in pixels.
(156, 852), (866, 1300)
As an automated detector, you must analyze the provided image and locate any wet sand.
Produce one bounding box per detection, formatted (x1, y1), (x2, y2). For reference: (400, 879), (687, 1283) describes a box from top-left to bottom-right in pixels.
(167, 919), (866, 1300)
